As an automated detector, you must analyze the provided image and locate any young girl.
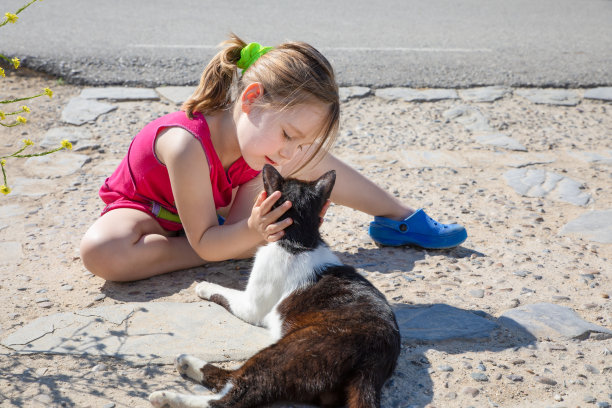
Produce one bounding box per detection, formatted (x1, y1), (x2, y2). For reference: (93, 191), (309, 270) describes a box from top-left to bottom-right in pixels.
(80, 35), (467, 282)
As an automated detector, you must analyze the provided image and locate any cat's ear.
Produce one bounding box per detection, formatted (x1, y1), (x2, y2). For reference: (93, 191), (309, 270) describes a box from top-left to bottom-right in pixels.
(314, 170), (336, 201)
(262, 164), (284, 196)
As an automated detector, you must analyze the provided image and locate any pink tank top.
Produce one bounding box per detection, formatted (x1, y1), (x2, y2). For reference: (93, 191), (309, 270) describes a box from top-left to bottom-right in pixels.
(100, 111), (260, 217)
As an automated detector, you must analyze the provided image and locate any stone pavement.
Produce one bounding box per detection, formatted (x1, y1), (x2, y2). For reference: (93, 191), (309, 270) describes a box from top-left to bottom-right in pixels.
(14, 85), (612, 241)
(1, 80), (611, 407)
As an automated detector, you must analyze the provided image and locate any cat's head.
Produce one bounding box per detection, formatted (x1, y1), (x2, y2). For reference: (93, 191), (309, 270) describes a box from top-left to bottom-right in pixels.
(262, 164), (335, 253)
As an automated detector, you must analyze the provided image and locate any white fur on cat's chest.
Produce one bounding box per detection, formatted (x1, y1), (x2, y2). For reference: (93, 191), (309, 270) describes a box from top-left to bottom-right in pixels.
(249, 242), (342, 339)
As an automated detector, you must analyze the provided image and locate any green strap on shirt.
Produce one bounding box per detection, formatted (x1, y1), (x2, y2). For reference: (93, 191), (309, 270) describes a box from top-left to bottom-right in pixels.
(151, 201), (181, 223)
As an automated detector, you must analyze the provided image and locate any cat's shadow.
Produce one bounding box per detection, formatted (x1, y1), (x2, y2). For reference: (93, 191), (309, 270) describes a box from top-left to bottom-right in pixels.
(166, 301), (534, 408)
(378, 303), (536, 407)
(100, 244), (525, 408)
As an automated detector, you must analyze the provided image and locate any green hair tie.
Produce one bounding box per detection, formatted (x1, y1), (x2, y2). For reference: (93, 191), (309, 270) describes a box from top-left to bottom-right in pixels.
(237, 42), (273, 73)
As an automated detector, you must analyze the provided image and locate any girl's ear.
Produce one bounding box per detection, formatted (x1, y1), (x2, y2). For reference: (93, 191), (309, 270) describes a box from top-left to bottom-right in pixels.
(262, 164), (284, 195)
(241, 82), (263, 114)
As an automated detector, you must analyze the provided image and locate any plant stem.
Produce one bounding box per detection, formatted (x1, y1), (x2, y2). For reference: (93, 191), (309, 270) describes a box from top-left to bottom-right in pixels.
(0, 93), (43, 104)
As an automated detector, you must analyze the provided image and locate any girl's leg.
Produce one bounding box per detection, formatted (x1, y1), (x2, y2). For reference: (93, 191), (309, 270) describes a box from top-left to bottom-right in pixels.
(80, 208), (206, 282)
(293, 152), (414, 220)
(290, 152), (467, 249)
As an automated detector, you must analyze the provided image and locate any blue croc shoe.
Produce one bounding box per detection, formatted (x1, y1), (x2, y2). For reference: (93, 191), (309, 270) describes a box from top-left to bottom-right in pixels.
(368, 209), (467, 249)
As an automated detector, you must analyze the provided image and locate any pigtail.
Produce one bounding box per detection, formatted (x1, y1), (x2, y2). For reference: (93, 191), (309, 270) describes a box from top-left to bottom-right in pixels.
(182, 34), (246, 118)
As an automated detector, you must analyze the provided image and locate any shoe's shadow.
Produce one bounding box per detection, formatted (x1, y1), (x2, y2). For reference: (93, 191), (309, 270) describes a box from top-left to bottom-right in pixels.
(334, 244), (484, 275)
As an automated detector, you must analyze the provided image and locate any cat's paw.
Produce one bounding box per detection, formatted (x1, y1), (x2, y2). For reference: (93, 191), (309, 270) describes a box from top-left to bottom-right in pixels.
(175, 354), (205, 382)
(149, 390), (174, 407)
(174, 353), (191, 375)
(195, 281), (220, 300)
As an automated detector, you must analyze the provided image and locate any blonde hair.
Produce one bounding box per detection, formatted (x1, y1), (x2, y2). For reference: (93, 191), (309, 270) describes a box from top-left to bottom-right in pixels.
(182, 34), (340, 172)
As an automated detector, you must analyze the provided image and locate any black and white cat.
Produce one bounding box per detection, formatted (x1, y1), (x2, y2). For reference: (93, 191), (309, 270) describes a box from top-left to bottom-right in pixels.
(149, 164), (401, 408)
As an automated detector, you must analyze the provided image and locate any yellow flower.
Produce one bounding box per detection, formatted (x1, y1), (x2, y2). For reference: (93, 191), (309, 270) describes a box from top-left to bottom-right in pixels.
(22, 105), (30, 113)
(0, 67), (5, 78)
(5, 13), (18, 24)
(0, 111), (5, 120)
(16, 116), (27, 124)
(44, 87), (53, 98)
(1, 185), (11, 195)
(11, 57), (20, 69)
(1, 159), (6, 166)
(61, 139), (73, 150)
(23, 138), (34, 146)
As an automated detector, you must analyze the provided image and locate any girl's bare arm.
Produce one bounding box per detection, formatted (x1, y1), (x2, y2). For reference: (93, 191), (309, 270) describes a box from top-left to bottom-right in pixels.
(156, 127), (290, 261)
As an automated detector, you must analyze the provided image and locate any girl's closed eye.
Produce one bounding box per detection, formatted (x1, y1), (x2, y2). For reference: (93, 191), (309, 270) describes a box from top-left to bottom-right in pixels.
(283, 130), (304, 150)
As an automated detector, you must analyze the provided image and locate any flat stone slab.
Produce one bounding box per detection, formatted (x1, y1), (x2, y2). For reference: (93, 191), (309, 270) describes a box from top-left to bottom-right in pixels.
(458, 86), (512, 102)
(504, 168), (591, 206)
(0, 204), (25, 219)
(584, 87), (612, 101)
(515, 89), (581, 106)
(40, 127), (96, 151)
(499, 303), (612, 340)
(8, 177), (57, 197)
(560, 210), (612, 244)
(399, 150), (559, 169)
(394, 304), (498, 342)
(401, 150), (470, 168)
(61, 97), (118, 126)
(2, 302), (504, 364)
(90, 159), (122, 176)
(25, 153), (91, 177)
(475, 133), (527, 151)
(1, 302), (274, 365)
(569, 150), (612, 165)
(80, 87), (159, 101)
(0, 241), (23, 265)
(443, 105), (493, 132)
(375, 88), (458, 102)
(504, 153), (556, 168)
(339, 86), (371, 102)
(155, 86), (196, 105)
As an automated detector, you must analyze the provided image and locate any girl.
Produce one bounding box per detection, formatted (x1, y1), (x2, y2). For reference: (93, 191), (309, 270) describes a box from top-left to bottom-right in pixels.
(80, 35), (467, 282)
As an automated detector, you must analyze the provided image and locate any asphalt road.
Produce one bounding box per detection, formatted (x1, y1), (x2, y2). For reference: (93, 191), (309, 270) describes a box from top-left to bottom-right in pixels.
(1, 0), (611, 87)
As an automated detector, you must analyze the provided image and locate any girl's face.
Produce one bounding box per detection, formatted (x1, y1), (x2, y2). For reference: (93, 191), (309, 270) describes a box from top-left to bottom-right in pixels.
(236, 100), (328, 171)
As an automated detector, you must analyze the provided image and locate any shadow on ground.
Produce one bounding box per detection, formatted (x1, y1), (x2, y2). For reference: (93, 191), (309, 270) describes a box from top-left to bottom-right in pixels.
(381, 305), (536, 407)
(100, 258), (254, 302)
(99, 244), (483, 302)
(0, 353), (181, 407)
(0, 301), (535, 407)
(336, 244), (485, 274)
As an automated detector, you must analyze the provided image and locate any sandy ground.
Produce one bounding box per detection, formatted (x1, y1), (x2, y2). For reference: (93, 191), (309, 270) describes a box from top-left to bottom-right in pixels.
(0, 70), (610, 408)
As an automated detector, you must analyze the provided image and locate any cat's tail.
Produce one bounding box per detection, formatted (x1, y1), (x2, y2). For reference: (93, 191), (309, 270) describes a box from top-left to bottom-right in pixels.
(345, 372), (383, 408)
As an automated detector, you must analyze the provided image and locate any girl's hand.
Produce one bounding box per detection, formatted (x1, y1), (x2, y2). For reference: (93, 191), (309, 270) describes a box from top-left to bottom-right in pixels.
(248, 191), (293, 242)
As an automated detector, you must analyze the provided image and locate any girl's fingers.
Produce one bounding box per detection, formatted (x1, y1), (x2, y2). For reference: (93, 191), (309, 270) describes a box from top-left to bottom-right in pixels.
(254, 190), (267, 207)
(266, 217), (292, 235)
(266, 216), (293, 241)
(259, 190), (282, 212)
(266, 230), (285, 242)
(267, 199), (292, 221)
